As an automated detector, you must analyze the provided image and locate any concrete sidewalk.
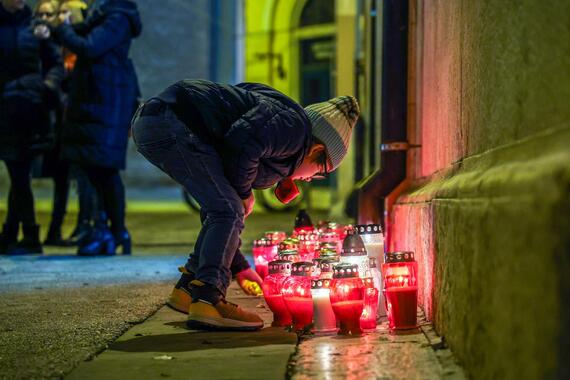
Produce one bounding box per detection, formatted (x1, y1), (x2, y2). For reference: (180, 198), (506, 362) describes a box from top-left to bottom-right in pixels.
(68, 284), (466, 380)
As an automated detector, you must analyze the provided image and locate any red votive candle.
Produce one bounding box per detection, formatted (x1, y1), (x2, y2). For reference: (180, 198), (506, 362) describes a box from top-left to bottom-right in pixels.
(382, 251), (418, 330)
(282, 262), (315, 331)
(262, 260), (293, 327)
(253, 238), (271, 279)
(329, 263), (364, 335)
(360, 277), (379, 331)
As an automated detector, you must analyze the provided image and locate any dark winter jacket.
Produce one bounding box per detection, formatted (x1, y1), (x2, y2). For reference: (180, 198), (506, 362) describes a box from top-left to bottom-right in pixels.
(0, 4), (64, 160)
(55, 0), (141, 169)
(155, 80), (313, 199)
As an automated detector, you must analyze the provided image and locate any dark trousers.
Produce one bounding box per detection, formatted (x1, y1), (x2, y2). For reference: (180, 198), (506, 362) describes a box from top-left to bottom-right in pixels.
(71, 164), (102, 225)
(3, 159), (36, 227)
(131, 100), (250, 296)
(81, 165), (125, 236)
(49, 161), (70, 229)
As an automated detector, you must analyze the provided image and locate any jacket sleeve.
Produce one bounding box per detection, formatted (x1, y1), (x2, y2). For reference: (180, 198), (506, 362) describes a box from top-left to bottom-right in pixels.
(40, 39), (64, 90)
(54, 13), (130, 59)
(222, 100), (309, 199)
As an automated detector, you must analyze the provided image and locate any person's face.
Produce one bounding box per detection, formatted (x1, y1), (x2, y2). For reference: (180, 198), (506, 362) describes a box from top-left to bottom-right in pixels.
(37, 2), (56, 22)
(290, 143), (331, 182)
(1, 0), (26, 12)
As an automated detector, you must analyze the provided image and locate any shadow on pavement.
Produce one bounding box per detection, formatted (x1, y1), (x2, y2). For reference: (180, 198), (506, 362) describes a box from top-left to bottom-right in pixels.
(109, 327), (295, 353)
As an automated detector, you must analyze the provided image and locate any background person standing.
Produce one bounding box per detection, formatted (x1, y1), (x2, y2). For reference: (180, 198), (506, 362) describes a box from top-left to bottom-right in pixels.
(50, 0), (141, 255)
(0, 0), (63, 254)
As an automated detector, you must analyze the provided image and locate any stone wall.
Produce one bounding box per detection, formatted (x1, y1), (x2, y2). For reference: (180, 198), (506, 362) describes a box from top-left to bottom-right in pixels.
(389, 0), (570, 379)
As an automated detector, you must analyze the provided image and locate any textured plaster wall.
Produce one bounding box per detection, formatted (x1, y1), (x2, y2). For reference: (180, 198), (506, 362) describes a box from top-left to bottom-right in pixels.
(390, 0), (570, 379)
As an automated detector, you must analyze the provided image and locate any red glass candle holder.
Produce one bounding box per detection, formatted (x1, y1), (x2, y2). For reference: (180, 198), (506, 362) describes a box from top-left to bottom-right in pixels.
(265, 231), (287, 245)
(360, 277), (379, 331)
(311, 278), (337, 334)
(262, 260), (293, 327)
(282, 262), (315, 331)
(340, 232), (369, 278)
(253, 238), (271, 279)
(382, 251), (418, 330)
(330, 263), (365, 335)
(296, 231), (318, 262)
(318, 230), (342, 254)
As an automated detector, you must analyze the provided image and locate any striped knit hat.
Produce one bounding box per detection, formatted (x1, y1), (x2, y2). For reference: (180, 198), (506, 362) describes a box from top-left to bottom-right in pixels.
(304, 96), (360, 171)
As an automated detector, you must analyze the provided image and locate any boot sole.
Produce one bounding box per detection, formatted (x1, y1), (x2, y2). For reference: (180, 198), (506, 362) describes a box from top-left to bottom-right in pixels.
(186, 316), (263, 332)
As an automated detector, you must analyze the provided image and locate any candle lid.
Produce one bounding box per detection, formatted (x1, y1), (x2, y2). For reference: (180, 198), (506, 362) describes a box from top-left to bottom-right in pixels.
(362, 277), (375, 288)
(253, 237), (271, 247)
(319, 247), (339, 257)
(320, 242), (338, 252)
(341, 233), (367, 256)
(294, 209), (314, 229)
(291, 262), (314, 277)
(318, 258), (336, 273)
(278, 237), (299, 252)
(355, 224), (383, 235)
(333, 263), (359, 278)
(311, 278), (332, 289)
(265, 231), (287, 242)
(385, 251), (415, 263)
(279, 249), (299, 260)
(268, 259), (292, 275)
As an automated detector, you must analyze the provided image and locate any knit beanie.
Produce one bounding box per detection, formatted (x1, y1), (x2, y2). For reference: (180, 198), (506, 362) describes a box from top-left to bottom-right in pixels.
(304, 95), (360, 171)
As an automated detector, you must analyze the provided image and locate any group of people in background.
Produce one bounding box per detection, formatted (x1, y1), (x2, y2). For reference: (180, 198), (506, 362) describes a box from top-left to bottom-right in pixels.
(0, 0), (141, 255)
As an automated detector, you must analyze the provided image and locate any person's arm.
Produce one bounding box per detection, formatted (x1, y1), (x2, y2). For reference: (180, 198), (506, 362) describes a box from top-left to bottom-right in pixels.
(40, 39), (64, 92)
(53, 12), (129, 59)
(221, 100), (273, 200)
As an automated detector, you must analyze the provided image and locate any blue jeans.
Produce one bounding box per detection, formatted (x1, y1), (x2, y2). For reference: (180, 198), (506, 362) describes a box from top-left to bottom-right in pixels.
(131, 100), (249, 296)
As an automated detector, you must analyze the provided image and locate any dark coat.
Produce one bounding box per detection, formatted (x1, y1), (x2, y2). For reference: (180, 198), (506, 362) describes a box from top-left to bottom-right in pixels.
(155, 80), (313, 199)
(56, 0), (141, 169)
(0, 5), (64, 161)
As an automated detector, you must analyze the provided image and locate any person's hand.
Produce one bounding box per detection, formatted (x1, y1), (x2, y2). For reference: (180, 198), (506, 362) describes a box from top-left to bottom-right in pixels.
(236, 268), (263, 296)
(242, 193), (255, 218)
(33, 24), (51, 39)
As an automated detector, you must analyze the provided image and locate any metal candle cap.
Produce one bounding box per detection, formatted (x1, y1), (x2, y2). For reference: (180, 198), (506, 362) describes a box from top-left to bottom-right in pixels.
(384, 251), (415, 263)
(355, 224), (383, 235)
(333, 263), (360, 279)
(318, 258), (336, 273)
(311, 278), (332, 289)
(279, 237), (299, 252)
(279, 249), (299, 261)
(291, 262), (314, 277)
(253, 237), (271, 247)
(294, 209), (314, 229)
(268, 259), (292, 275)
(341, 232), (367, 256)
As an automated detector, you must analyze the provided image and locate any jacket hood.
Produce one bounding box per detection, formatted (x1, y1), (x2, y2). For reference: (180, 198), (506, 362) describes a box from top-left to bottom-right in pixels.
(92, 0), (142, 38)
(0, 3), (31, 24)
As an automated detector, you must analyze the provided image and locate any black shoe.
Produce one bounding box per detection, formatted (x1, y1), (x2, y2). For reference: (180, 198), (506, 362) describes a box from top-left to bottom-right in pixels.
(113, 229), (131, 255)
(6, 224), (43, 255)
(65, 221), (92, 246)
(44, 223), (72, 247)
(78, 226), (116, 256)
(0, 223), (19, 254)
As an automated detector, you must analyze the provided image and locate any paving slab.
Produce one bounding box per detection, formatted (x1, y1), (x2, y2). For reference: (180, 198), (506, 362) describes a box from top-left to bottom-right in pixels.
(67, 284), (298, 380)
(290, 313), (466, 380)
